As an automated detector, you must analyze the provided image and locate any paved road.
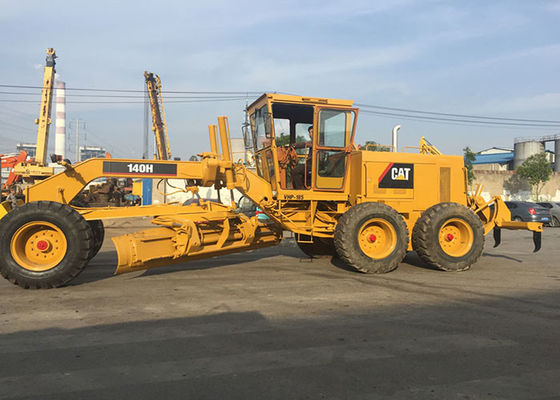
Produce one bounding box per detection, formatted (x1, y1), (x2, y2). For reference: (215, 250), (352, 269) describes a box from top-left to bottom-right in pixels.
(1, 226), (559, 399)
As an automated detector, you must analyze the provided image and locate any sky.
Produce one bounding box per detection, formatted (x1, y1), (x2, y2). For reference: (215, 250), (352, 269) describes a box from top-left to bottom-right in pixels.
(1, 0), (559, 160)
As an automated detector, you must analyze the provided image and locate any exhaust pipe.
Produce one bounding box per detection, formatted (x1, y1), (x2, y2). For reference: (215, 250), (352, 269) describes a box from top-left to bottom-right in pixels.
(392, 125), (401, 152)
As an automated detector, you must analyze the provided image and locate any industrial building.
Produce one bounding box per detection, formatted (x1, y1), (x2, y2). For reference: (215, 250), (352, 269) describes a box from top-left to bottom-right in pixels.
(473, 135), (560, 172)
(79, 146), (106, 161)
(15, 143), (37, 159)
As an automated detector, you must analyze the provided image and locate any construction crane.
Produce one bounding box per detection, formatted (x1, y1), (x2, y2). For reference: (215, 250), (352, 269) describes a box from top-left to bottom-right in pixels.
(12, 48), (57, 181)
(0, 92), (544, 289)
(144, 71), (171, 160)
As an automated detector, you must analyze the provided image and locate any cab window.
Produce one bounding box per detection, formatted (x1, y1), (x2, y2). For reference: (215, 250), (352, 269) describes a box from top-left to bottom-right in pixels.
(251, 105), (272, 150)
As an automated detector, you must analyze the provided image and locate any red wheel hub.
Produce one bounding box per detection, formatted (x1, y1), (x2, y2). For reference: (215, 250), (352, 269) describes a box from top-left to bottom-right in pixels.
(368, 234), (377, 243)
(36, 240), (49, 251)
(446, 233), (454, 241)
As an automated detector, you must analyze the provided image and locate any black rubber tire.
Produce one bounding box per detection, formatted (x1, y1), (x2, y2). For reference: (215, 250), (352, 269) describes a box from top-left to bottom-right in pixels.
(297, 236), (337, 258)
(87, 220), (105, 260)
(513, 216), (522, 222)
(412, 202), (484, 272)
(552, 217), (560, 228)
(0, 201), (93, 289)
(334, 202), (409, 274)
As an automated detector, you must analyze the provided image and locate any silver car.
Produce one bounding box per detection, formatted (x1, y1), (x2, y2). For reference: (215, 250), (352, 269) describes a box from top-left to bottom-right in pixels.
(537, 202), (560, 227)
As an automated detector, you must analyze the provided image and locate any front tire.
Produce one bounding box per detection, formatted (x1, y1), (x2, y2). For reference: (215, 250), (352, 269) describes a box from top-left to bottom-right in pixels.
(412, 202), (484, 272)
(0, 201), (93, 288)
(334, 202), (408, 274)
(87, 220), (105, 260)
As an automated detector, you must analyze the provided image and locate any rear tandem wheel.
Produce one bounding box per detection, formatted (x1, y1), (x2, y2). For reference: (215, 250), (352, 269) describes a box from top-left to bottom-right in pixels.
(334, 202), (409, 274)
(412, 202), (484, 272)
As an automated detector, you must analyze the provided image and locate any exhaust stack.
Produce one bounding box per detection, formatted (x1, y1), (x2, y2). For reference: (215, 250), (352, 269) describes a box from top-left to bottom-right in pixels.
(392, 125), (401, 152)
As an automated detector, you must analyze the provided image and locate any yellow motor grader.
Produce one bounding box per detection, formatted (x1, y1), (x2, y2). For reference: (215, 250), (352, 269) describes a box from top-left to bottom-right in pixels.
(0, 93), (542, 288)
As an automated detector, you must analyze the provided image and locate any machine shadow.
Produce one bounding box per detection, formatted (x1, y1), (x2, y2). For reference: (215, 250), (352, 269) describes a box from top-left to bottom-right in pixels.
(74, 249), (284, 285)
(76, 237), (450, 286)
(2, 291), (560, 400)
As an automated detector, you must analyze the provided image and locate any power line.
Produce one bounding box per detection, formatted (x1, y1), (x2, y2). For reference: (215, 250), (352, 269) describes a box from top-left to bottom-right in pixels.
(0, 91), (253, 100)
(356, 103), (560, 124)
(0, 84), (263, 95)
(358, 110), (557, 131)
(2, 82), (559, 128)
(0, 98), (250, 104)
(359, 109), (560, 128)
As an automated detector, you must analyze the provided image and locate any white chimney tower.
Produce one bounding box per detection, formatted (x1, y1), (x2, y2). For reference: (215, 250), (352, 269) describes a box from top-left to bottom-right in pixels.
(54, 80), (66, 158)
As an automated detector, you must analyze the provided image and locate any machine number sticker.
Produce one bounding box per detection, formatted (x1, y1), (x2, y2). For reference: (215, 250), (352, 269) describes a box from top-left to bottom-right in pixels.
(378, 163), (414, 189)
(102, 161), (177, 176)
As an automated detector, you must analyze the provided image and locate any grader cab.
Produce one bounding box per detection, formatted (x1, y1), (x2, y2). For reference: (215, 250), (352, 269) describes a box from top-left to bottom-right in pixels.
(0, 93), (542, 289)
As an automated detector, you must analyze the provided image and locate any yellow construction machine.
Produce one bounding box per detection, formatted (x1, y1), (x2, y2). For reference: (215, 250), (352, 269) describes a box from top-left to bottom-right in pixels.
(0, 93), (543, 288)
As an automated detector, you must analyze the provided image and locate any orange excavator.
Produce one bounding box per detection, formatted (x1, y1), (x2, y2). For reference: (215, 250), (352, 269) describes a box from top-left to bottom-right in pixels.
(0, 151), (28, 193)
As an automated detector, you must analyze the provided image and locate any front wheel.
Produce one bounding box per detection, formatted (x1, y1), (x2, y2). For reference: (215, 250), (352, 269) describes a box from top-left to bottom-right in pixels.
(334, 202), (409, 274)
(412, 202), (484, 272)
(0, 201), (93, 288)
(87, 220), (105, 260)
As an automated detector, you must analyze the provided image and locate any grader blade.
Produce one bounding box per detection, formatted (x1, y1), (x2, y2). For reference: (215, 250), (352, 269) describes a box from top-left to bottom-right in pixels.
(112, 214), (282, 274)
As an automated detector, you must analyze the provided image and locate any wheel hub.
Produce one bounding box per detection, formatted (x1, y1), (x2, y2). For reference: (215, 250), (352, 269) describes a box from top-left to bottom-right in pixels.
(10, 221), (67, 272)
(358, 218), (397, 260)
(36, 240), (50, 251)
(438, 218), (473, 257)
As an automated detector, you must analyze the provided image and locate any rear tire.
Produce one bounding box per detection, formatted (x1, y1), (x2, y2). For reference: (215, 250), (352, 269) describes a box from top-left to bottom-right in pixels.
(334, 202), (408, 274)
(0, 201), (93, 289)
(412, 202), (484, 272)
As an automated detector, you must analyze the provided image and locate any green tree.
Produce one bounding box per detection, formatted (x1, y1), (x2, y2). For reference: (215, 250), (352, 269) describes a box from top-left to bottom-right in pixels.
(276, 134), (307, 148)
(463, 146), (476, 186)
(516, 152), (552, 201)
(275, 132), (290, 146)
(362, 140), (391, 152)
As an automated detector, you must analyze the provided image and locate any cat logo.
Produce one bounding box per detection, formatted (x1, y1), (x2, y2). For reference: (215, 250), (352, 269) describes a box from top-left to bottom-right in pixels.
(378, 163), (414, 189)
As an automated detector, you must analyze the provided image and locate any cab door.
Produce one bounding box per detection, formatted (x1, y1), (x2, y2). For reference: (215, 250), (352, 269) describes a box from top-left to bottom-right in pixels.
(313, 107), (357, 191)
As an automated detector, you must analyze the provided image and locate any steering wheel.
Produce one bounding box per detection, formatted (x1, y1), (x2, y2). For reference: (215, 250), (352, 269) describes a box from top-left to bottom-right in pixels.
(277, 145), (298, 169)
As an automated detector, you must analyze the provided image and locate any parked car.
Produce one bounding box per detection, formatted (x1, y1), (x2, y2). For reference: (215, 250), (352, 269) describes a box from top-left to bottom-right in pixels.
(537, 202), (560, 227)
(504, 201), (551, 225)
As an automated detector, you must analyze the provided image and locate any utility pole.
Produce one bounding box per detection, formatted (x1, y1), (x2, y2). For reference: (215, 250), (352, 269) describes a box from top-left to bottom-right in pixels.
(75, 119), (80, 163)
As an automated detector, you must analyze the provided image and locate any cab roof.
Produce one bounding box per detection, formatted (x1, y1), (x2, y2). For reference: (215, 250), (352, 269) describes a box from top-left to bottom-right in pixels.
(247, 93), (354, 112)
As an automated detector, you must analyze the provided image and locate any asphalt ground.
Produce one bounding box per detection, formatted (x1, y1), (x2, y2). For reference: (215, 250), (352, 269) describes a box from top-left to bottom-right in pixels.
(0, 224), (559, 399)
